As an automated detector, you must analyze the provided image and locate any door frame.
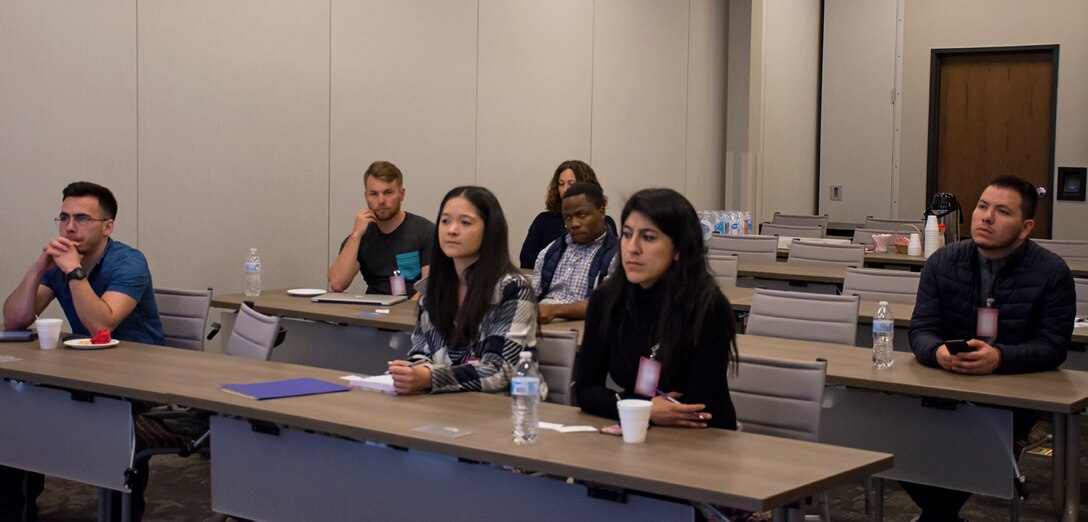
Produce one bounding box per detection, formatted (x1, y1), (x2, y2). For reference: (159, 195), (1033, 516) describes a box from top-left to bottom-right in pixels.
(925, 44), (1059, 236)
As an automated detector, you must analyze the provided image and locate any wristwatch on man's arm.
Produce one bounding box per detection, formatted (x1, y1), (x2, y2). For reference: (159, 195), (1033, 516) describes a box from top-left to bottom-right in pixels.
(65, 267), (86, 282)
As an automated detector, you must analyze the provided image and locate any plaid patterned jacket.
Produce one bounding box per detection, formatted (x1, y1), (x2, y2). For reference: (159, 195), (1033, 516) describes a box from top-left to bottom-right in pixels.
(409, 271), (538, 393)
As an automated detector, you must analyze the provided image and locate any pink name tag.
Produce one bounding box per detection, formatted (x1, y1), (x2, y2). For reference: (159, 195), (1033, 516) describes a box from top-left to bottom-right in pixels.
(390, 275), (407, 296)
(634, 356), (661, 398)
(977, 307), (998, 339)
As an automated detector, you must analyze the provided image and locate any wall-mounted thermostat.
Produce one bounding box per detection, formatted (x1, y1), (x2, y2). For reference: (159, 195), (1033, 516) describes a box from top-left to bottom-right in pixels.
(1057, 167), (1086, 202)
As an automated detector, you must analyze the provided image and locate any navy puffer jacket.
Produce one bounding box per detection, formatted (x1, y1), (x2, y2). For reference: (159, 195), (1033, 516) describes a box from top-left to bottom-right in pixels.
(909, 239), (1075, 373)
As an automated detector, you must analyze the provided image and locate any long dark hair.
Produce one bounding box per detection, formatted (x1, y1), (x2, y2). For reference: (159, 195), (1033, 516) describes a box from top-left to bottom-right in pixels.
(544, 160), (607, 213)
(425, 186), (519, 346)
(595, 188), (738, 373)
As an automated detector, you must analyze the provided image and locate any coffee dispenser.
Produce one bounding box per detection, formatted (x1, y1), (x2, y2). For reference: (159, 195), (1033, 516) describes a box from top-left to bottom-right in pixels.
(925, 193), (961, 245)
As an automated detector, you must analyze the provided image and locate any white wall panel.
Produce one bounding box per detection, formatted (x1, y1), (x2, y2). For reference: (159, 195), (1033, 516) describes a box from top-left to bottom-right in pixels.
(0, 1), (136, 326)
(725, 0), (752, 212)
(591, 0), (690, 214)
(330, 0), (477, 291)
(820, 0), (897, 223)
(137, 1), (331, 292)
(1, 1), (730, 313)
(685, 0), (728, 211)
(476, 0), (594, 256)
(758, 0), (821, 219)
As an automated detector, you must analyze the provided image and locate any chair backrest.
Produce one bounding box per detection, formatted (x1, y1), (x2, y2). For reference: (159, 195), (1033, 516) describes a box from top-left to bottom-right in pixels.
(706, 234), (779, 261)
(864, 216), (925, 230)
(1034, 239), (1088, 261)
(1076, 278), (1088, 318)
(707, 253), (739, 288)
(154, 287), (212, 351)
(536, 329), (578, 405)
(771, 212), (830, 230)
(787, 239), (865, 268)
(842, 267), (920, 304)
(227, 303), (282, 361)
(850, 227), (896, 246)
(746, 288), (859, 345)
(760, 222), (825, 239)
(730, 354), (827, 442)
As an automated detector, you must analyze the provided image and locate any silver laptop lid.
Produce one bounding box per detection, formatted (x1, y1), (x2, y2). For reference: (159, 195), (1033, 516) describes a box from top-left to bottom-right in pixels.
(311, 293), (408, 306)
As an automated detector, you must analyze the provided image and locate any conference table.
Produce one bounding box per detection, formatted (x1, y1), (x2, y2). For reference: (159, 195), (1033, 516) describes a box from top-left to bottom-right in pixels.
(214, 287), (1087, 366)
(0, 340), (892, 521)
(737, 259), (848, 285)
(212, 285), (1088, 519)
(766, 246), (1088, 277)
(737, 333), (1088, 522)
(211, 290), (586, 372)
(721, 286), (913, 327)
(722, 285), (1088, 350)
(773, 248), (927, 269)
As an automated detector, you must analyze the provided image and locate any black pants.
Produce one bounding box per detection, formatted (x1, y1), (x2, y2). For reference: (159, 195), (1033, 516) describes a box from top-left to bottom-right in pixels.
(0, 462), (147, 522)
(899, 409), (1038, 521)
(0, 466), (43, 522)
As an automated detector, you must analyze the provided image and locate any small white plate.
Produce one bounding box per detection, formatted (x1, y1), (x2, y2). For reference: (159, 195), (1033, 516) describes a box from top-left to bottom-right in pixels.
(63, 339), (120, 350)
(287, 288), (327, 297)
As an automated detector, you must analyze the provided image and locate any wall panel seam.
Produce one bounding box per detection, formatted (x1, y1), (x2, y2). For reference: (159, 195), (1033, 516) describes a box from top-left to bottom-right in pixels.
(135, 0), (140, 249)
(684, 0), (692, 196)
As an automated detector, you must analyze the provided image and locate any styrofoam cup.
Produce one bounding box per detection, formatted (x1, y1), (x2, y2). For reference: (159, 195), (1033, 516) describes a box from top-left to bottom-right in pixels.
(907, 233), (923, 256)
(35, 318), (63, 350)
(617, 399), (653, 443)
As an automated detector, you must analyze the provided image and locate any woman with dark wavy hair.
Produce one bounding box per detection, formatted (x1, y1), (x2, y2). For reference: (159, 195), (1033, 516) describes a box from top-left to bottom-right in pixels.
(573, 188), (738, 430)
(389, 186), (537, 394)
(518, 160), (616, 268)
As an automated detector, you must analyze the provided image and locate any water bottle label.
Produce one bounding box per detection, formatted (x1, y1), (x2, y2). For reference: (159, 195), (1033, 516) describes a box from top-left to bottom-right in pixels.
(511, 377), (539, 397)
(872, 319), (894, 334)
(245, 262), (261, 273)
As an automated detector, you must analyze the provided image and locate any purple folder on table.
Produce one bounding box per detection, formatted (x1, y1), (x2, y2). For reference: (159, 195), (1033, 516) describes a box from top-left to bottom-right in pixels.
(219, 378), (350, 400)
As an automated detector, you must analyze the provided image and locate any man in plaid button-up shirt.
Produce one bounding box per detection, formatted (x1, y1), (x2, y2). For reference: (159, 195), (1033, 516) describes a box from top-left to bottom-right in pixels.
(532, 183), (618, 324)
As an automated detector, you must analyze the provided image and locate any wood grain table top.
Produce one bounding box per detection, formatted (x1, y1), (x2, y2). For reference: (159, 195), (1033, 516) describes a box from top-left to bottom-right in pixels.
(0, 340), (890, 511)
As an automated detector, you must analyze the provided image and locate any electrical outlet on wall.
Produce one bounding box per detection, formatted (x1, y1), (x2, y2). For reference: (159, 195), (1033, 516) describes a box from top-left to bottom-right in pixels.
(830, 185), (843, 201)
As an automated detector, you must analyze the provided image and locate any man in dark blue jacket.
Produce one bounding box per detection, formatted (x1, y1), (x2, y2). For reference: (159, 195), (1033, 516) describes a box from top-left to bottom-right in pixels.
(906, 175), (1075, 521)
(531, 183), (618, 324)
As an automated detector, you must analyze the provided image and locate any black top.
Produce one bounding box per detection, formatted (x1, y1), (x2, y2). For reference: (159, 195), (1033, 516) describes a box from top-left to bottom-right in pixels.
(573, 282), (738, 430)
(909, 239), (1075, 373)
(340, 212), (435, 294)
(519, 211), (618, 269)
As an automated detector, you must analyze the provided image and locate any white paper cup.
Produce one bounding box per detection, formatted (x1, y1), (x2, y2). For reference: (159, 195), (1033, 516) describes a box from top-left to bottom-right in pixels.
(907, 233), (923, 256)
(617, 399), (653, 443)
(35, 318), (63, 350)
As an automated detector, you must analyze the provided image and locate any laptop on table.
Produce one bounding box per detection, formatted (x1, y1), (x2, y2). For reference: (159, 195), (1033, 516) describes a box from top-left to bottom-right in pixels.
(311, 293), (408, 306)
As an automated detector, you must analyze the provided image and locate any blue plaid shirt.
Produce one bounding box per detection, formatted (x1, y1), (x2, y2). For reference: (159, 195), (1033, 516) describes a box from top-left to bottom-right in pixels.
(409, 272), (537, 393)
(531, 231), (611, 304)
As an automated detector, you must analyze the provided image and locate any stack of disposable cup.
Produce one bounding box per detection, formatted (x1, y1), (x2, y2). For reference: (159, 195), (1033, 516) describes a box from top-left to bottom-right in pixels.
(923, 215), (939, 258)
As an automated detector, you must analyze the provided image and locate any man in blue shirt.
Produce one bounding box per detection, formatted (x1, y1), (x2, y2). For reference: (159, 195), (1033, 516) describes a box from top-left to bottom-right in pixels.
(1, 181), (163, 521)
(3, 181), (162, 344)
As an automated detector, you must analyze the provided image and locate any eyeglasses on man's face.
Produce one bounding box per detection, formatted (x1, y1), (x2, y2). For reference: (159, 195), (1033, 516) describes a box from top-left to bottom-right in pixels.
(55, 213), (111, 227)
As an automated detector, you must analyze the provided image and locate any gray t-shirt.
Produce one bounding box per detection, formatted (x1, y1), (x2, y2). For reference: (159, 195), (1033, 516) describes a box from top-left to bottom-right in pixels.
(341, 212), (435, 294)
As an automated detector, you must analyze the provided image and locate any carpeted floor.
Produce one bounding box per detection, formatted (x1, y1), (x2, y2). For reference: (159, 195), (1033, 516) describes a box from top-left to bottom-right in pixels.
(31, 417), (1088, 521)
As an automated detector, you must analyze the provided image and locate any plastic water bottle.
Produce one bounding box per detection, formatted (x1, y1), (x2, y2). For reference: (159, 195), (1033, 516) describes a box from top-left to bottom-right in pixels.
(872, 301), (894, 368)
(729, 212), (741, 236)
(511, 351), (540, 445)
(244, 248), (261, 297)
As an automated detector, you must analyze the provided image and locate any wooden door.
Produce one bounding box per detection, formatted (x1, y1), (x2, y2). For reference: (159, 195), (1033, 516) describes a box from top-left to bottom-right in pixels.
(927, 47), (1057, 238)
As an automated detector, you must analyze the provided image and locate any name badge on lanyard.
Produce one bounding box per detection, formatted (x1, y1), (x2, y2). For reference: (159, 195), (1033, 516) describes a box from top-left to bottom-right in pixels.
(977, 304), (998, 340)
(634, 344), (662, 398)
